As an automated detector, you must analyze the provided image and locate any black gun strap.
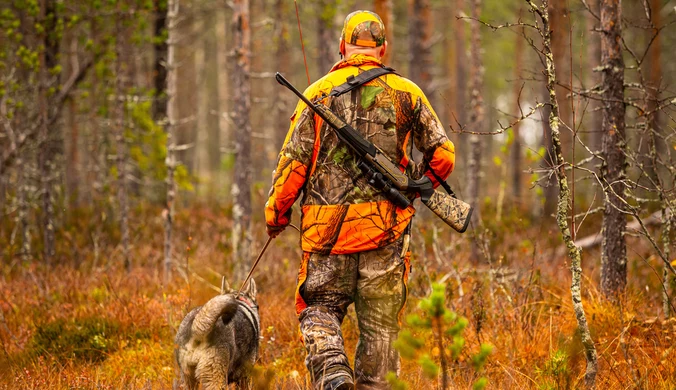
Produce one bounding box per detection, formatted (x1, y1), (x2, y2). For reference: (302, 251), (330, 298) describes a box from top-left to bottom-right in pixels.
(329, 66), (397, 98)
(428, 167), (457, 199)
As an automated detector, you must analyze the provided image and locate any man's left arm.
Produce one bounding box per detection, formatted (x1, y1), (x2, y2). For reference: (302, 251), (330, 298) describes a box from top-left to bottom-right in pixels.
(412, 97), (456, 187)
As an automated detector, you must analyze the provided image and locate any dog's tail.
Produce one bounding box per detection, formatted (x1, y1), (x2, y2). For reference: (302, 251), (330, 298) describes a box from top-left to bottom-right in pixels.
(191, 295), (239, 339)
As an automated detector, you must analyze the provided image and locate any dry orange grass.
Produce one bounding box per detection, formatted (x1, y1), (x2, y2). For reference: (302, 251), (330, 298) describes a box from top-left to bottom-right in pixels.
(0, 205), (674, 389)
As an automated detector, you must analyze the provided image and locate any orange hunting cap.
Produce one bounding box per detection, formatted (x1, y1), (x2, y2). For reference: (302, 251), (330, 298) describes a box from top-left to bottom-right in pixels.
(340, 10), (386, 48)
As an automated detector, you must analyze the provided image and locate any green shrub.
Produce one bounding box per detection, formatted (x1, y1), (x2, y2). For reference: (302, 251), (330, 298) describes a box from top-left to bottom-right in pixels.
(389, 283), (493, 390)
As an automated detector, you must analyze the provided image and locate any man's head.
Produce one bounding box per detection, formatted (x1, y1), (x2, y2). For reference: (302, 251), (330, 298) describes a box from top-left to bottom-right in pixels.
(340, 10), (387, 60)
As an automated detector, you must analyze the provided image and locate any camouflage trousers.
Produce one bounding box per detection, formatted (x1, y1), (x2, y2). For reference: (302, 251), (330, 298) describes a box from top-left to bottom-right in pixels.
(295, 237), (410, 389)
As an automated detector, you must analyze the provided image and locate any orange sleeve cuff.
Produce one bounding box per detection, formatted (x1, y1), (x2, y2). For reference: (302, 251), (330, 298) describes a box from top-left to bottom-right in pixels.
(425, 140), (455, 188)
(265, 156), (308, 228)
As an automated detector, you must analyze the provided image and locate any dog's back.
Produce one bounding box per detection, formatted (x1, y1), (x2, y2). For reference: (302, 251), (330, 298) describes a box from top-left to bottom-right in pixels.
(175, 281), (259, 389)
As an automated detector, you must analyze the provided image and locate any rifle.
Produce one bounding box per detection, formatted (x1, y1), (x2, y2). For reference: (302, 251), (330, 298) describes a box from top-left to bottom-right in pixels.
(275, 73), (473, 233)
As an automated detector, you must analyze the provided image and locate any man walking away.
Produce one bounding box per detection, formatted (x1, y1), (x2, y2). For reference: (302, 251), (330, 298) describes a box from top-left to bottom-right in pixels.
(265, 10), (456, 390)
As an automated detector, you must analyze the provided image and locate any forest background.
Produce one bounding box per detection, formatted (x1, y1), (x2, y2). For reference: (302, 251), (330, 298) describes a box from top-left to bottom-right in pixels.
(1, 0), (675, 388)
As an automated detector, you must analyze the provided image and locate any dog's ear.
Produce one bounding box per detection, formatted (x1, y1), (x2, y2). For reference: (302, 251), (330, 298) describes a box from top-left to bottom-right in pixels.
(244, 278), (257, 299)
(221, 277), (231, 294)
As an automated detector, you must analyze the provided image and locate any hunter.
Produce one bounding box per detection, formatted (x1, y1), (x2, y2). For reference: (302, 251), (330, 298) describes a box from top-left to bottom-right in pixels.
(265, 10), (456, 390)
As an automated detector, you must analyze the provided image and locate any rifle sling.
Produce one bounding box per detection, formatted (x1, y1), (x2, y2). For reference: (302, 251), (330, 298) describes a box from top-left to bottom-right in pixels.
(328, 66), (397, 98)
(428, 166), (457, 199)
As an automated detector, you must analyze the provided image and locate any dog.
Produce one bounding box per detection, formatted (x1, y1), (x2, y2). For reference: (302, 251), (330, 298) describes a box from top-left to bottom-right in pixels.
(175, 278), (260, 390)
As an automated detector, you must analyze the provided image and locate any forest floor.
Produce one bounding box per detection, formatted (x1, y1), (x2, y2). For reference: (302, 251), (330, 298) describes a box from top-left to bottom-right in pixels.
(0, 204), (674, 389)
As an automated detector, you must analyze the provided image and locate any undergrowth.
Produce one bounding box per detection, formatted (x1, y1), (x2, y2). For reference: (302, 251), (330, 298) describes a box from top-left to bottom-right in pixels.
(0, 204), (674, 389)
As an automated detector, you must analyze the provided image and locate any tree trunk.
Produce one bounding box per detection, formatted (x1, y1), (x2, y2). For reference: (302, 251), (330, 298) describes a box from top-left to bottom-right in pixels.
(548, 0), (571, 153)
(317, 0), (336, 75)
(231, 0), (253, 281)
(541, 84), (558, 218)
(662, 208), (673, 318)
(153, 0), (168, 122)
(194, 16), (208, 183)
(510, 16), (524, 203)
(454, 0), (468, 171)
(541, 0), (570, 218)
(216, 6), (231, 195)
(644, 0), (664, 185)
(272, 0), (290, 160)
(115, 9), (131, 273)
(374, 0), (393, 64)
(467, 0), (484, 262)
(408, 0), (433, 98)
(66, 98), (79, 208)
(599, 0), (627, 298)
(17, 155), (31, 263)
(585, 0), (603, 153)
(39, 0), (59, 264)
(163, 0), (179, 284)
(531, 1), (598, 386)
(205, 13), (221, 181)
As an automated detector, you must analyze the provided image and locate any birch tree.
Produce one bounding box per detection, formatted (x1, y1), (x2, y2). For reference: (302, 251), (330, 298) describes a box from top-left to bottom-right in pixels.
(467, 0), (484, 262)
(163, 0), (178, 283)
(231, 0), (253, 280)
(526, 0), (599, 385)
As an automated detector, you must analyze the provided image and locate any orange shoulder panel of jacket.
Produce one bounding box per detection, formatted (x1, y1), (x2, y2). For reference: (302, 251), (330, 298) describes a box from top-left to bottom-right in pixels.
(265, 156), (308, 228)
(382, 74), (441, 120)
(425, 140), (456, 187)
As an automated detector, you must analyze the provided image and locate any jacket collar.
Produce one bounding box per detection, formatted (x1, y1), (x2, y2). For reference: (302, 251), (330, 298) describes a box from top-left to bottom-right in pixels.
(329, 54), (384, 73)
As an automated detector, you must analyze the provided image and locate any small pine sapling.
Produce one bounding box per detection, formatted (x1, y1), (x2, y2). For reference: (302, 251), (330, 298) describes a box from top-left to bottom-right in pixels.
(388, 283), (493, 390)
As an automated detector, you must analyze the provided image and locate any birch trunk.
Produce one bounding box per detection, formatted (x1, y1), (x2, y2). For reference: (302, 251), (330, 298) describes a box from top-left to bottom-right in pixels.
(599, 0), (627, 298)
(17, 155), (31, 263)
(163, 0), (179, 283)
(467, 0), (484, 262)
(232, 0), (253, 281)
(528, 0), (598, 386)
(115, 11), (131, 273)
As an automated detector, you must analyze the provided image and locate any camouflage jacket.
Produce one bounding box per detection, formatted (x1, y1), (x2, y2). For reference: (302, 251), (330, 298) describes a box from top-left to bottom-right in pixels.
(265, 54), (455, 255)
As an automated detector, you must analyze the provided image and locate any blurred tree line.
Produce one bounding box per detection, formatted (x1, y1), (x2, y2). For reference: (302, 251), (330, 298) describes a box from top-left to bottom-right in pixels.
(0, 0), (674, 307)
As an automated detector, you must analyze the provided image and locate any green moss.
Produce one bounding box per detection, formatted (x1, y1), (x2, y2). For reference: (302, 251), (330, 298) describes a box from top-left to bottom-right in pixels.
(29, 317), (121, 363)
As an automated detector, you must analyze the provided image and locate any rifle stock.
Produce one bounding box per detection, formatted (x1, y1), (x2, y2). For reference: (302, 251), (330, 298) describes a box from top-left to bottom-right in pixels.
(422, 190), (473, 233)
(275, 72), (473, 233)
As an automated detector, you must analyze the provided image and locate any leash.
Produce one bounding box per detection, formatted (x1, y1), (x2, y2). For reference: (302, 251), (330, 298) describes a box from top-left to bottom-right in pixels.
(294, 0), (311, 86)
(238, 224), (300, 294)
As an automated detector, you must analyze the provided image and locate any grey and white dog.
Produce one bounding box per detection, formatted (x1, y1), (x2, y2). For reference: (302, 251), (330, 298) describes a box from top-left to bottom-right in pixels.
(175, 279), (260, 390)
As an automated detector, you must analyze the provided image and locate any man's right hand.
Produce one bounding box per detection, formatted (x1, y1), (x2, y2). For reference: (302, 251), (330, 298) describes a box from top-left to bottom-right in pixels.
(266, 224), (285, 238)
